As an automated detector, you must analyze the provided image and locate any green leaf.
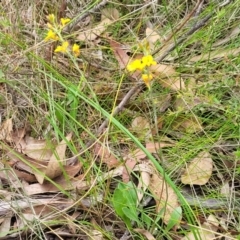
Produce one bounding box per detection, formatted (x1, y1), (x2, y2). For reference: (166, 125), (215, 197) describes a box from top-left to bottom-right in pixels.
(140, 212), (152, 229)
(166, 206), (182, 231)
(122, 207), (141, 226)
(112, 181), (139, 228)
(112, 188), (128, 218)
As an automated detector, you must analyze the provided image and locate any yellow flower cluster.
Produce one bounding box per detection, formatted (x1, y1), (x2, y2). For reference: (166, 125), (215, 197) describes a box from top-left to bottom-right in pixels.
(44, 29), (59, 41)
(44, 14), (80, 57)
(127, 55), (156, 89)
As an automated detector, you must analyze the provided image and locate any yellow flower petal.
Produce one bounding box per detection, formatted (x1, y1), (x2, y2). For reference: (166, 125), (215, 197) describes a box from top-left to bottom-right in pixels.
(72, 43), (80, 57)
(142, 73), (153, 89)
(54, 41), (69, 53)
(47, 14), (55, 23)
(60, 18), (71, 27)
(127, 59), (145, 72)
(141, 55), (156, 67)
(44, 29), (59, 41)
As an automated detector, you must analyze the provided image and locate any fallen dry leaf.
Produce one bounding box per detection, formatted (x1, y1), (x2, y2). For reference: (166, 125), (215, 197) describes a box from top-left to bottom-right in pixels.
(131, 116), (150, 131)
(109, 39), (130, 69)
(77, 8), (119, 42)
(77, 18), (112, 41)
(23, 176), (89, 195)
(122, 157), (138, 183)
(146, 27), (165, 51)
(0, 118), (13, 142)
(122, 142), (174, 183)
(0, 197), (74, 217)
(24, 166), (125, 195)
(101, 7), (119, 21)
(150, 64), (185, 91)
(7, 150), (47, 174)
(94, 143), (120, 169)
(207, 214), (219, 231)
(35, 133), (72, 184)
(16, 213), (35, 230)
(131, 116), (152, 140)
(0, 216), (11, 237)
(0, 160), (36, 183)
(12, 169), (37, 183)
(68, 211), (82, 234)
(149, 172), (181, 225)
(22, 136), (55, 161)
(0, 192), (12, 237)
(181, 151), (213, 185)
(136, 165), (151, 204)
(133, 142), (174, 160)
(109, 39), (141, 79)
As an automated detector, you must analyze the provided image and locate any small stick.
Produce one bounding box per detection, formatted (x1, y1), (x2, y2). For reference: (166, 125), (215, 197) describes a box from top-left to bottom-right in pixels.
(96, 83), (144, 135)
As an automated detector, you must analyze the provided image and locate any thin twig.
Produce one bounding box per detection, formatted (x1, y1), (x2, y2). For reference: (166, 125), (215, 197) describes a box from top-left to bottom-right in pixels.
(96, 83), (144, 135)
(194, 0), (204, 17)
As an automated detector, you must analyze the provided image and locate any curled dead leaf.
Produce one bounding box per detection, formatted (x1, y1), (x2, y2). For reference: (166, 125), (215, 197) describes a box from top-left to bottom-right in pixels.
(149, 172), (181, 225)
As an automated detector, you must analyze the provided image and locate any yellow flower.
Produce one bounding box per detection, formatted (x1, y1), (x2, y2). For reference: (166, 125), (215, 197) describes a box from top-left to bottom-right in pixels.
(47, 14), (55, 23)
(72, 43), (80, 57)
(54, 41), (69, 53)
(141, 55), (157, 67)
(127, 55), (156, 72)
(60, 18), (71, 27)
(127, 59), (145, 72)
(44, 29), (59, 41)
(142, 73), (153, 89)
